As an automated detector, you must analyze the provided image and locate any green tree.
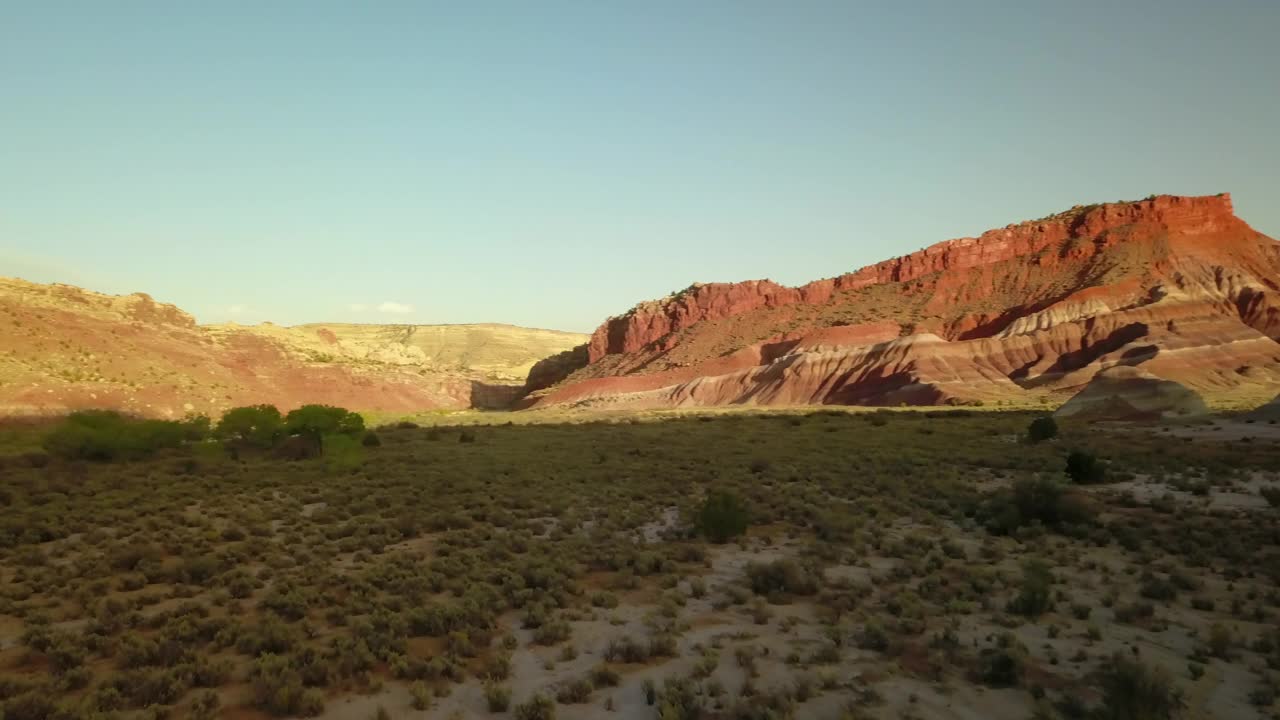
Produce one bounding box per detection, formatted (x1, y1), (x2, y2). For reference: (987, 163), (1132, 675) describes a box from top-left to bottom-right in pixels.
(1066, 450), (1107, 484)
(1026, 416), (1058, 443)
(215, 405), (283, 448)
(695, 489), (750, 543)
(283, 405), (365, 454)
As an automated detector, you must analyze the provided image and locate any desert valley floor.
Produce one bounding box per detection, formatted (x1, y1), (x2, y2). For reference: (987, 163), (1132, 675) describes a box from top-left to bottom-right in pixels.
(1, 407), (1278, 720)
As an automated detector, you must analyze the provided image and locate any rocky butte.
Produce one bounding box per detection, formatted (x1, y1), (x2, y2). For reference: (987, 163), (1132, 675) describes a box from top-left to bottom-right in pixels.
(525, 194), (1280, 409)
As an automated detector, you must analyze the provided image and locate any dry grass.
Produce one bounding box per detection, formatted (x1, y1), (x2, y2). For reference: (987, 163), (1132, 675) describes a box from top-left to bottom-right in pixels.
(0, 409), (1278, 719)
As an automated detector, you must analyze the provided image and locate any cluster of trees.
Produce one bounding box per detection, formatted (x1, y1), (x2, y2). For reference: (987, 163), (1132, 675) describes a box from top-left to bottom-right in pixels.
(214, 404), (365, 455)
(43, 405), (369, 462)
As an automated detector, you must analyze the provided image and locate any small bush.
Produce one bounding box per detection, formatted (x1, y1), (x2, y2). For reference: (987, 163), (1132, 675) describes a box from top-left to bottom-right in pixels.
(555, 677), (593, 704)
(248, 653), (324, 717)
(1096, 653), (1184, 720)
(1027, 416), (1058, 443)
(405, 680), (431, 710)
(1066, 451), (1107, 484)
(745, 559), (818, 597)
(1008, 560), (1053, 617)
(513, 694), (555, 720)
(976, 647), (1023, 687)
(604, 636), (649, 663)
(590, 665), (621, 688)
(533, 620), (571, 645)
(485, 683), (512, 712)
(695, 489), (750, 543)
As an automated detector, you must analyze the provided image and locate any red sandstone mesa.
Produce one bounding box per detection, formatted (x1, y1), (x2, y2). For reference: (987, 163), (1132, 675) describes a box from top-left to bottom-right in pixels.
(531, 194), (1280, 409)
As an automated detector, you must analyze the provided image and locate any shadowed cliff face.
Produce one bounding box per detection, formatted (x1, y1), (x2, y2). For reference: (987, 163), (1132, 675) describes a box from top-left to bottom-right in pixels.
(533, 194), (1280, 409)
(0, 278), (586, 418)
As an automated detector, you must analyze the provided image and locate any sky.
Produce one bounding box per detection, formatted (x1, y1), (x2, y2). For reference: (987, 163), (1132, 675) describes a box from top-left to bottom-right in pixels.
(1, 1), (1277, 333)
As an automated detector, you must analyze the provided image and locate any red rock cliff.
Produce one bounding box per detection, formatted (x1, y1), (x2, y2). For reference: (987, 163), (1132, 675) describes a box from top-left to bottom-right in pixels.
(587, 194), (1245, 363)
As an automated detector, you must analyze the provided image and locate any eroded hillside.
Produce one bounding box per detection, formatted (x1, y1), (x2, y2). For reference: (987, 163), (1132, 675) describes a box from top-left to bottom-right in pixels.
(0, 278), (586, 417)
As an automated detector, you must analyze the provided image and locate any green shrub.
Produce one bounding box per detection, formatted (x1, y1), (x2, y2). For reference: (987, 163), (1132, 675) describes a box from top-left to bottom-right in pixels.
(1066, 451), (1107, 484)
(695, 489), (750, 543)
(513, 694), (555, 720)
(190, 689), (221, 720)
(1008, 560), (1053, 616)
(322, 433), (365, 472)
(1096, 653), (1184, 720)
(554, 677), (593, 704)
(590, 665), (621, 688)
(981, 477), (1094, 535)
(976, 647), (1023, 687)
(248, 653), (324, 717)
(533, 619), (571, 645)
(1139, 575), (1177, 602)
(1027, 416), (1058, 443)
(485, 683), (512, 712)
(1, 691), (58, 720)
(410, 681), (432, 710)
(604, 636), (649, 663)
(745, 559), (819, 597)
(43, 410), (200, 462)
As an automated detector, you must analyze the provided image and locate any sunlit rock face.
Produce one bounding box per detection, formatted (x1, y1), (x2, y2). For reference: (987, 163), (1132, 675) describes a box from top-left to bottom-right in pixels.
(531, 194), (1280, 409)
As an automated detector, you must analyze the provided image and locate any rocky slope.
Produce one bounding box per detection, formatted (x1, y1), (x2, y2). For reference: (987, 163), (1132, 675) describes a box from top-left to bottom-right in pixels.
(528, 194), (1280, 409)
(0, 278), (586, 417)
(1054, 366), (1208, 421)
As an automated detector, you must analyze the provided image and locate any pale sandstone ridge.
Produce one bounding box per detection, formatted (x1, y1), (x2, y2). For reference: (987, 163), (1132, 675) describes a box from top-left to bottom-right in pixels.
(0, 277), (585, 417)
(530, 194), (1280, 410)
(1054, 366), (1208, 421)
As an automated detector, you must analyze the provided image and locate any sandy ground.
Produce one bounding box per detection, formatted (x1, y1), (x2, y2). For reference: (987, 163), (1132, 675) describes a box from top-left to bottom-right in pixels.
(1149, 418), (1280, 443)
(1092, 472), (1276, 512)
(312, 529), (1280, 720)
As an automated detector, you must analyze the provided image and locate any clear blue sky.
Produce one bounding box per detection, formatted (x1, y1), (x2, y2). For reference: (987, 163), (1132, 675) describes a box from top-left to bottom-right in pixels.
(2, 1), (1277, 332)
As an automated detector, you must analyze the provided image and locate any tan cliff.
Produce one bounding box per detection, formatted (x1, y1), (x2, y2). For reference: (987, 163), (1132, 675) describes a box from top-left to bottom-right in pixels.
(0, 277), (585, 417)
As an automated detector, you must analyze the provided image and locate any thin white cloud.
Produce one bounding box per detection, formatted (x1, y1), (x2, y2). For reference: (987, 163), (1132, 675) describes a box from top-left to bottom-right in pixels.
(348, 301), (413, 314)
(227, 304), (249, 315)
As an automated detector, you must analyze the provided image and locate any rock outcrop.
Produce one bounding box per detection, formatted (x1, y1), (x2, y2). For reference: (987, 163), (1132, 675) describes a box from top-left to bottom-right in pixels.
(0, 277), (586, 417)
(1054, 366), (1208, 421)
(531, 194), (1280, 409)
